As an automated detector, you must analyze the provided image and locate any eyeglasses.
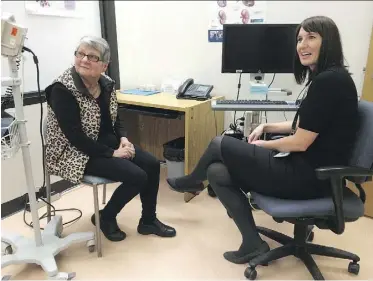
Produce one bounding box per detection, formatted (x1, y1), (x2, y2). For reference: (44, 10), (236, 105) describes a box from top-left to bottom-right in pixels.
(74, 51), (101, 62)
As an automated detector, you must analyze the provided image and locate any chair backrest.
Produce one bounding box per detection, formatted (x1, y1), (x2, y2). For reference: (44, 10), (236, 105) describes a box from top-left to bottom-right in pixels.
(348, 100), (373, 183)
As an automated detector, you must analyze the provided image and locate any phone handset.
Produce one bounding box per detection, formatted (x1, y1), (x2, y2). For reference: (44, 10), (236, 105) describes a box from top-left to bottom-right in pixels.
(176, 78), (213, 100)
(177, 78), (194, 98)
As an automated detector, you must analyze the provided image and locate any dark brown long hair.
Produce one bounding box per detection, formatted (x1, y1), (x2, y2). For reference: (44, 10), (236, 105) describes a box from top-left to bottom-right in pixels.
(294, 16), (345, 85)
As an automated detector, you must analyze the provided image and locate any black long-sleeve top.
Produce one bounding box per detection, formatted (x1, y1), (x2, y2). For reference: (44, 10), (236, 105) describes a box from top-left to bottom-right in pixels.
(45, 70), (123, 158)
(297, 66), (358, 168)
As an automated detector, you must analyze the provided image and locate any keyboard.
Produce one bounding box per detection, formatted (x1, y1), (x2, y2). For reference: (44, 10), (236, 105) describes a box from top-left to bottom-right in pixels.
(211, 99), (299, 112)
(216, 99), (288, 105)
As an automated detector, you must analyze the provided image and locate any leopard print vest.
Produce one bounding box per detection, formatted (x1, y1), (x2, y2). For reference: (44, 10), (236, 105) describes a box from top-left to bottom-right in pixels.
(45, 67), (118, 184)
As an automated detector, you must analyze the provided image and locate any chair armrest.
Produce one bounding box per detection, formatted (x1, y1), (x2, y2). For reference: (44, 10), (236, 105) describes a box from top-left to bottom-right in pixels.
(315, 165), (373, 235)
(316, 166), (373, 180)
(271, 135), (286, 140)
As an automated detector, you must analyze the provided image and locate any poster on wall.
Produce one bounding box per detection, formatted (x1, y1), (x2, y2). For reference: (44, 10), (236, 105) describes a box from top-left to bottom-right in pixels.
(208, 0), (267, 42)
(24, 1), (82, 18)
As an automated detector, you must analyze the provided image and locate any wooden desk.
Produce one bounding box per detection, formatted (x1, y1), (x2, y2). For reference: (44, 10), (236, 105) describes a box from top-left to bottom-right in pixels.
(116, 92), (225, 202)
(358, 26), (373, 218)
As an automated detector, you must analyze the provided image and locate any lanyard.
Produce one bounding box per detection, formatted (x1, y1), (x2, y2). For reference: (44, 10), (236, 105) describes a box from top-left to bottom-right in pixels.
(290, 81), (311, 135)
(291, 108), (300, 135)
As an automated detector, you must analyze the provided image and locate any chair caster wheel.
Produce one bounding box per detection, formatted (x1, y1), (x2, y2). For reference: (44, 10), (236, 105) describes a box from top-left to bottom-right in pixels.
(1, 242), (13, 256)
(244, 267), (257, 280)
(307, 231), (314, 242)
(51, 272), (76, 280)
(348, 261), (360, 275)
(88, 245), (95, 253)
(86, 240), (95, 253)
(4, 245), (13, 255)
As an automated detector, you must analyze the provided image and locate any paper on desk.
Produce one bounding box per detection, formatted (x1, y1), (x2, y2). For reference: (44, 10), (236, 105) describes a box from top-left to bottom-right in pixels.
(119, 89), (160, 96)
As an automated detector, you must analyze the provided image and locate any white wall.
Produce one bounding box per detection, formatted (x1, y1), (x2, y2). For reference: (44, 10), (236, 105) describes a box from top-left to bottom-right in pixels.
(115, 1), (373, 125)
(1, 1), (102, 203)
(1, 1), (101, 93)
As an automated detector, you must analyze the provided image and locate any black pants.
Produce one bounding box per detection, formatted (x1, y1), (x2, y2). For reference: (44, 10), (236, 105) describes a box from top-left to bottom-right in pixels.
(85, 145), (160, 222)
(184, 136), (328, 252)
(186, 135), (328, 200)
(219, 136), (329, 199)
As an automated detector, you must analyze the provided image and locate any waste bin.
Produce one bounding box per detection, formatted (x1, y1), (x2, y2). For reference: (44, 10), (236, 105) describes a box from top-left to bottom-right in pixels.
(163, 137), (185, 179)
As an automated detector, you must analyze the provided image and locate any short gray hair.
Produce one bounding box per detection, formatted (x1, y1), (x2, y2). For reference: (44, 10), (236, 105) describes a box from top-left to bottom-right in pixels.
(76, 36), (111, 63)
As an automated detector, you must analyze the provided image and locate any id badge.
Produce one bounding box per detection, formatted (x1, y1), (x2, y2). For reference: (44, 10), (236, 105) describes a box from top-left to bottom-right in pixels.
(273, 152), (290, 158)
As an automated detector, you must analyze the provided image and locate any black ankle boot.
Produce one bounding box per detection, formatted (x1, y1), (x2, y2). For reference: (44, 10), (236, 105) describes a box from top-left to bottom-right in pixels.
(91, 211), (126, 242)
(137, 218), (176, 237)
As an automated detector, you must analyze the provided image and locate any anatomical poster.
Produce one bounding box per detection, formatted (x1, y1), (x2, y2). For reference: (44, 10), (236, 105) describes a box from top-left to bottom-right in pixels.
(24, 1), (81, 18)
(208, 0), (267, 42)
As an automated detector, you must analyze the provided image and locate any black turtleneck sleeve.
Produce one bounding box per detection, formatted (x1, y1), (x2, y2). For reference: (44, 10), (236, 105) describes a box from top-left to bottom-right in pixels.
(46, 83), (115, 158)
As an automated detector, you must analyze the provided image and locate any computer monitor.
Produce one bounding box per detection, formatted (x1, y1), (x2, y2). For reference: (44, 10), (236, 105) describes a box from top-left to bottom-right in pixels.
(221, 24), (299, 74)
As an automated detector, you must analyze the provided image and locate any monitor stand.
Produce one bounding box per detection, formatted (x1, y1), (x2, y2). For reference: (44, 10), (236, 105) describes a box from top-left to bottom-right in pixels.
(250, 73), (265, 82)
(249, 73), (268, 95)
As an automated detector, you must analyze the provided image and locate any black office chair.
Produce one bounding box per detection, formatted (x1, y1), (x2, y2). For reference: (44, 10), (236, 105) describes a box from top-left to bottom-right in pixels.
(245, 100), (373, 280)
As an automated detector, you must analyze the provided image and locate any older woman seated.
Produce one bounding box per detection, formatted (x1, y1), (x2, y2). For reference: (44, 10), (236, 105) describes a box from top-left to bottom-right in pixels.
(45, 36), (176, 242)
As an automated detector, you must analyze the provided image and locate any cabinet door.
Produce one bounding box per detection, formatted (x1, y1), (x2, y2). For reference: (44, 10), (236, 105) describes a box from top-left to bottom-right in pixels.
(348, 181), (373, 218)
(362, 27), (373, 218)
(362, 26), (373, 101)
(363, 181), (373, 218)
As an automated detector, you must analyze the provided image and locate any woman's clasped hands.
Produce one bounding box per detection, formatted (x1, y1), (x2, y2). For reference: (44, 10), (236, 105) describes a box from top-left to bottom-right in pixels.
(113, 137), (136, 159)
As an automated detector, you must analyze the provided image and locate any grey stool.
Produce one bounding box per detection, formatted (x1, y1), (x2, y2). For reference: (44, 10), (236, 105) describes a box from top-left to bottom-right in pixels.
(80, 175), (116, 258)
(42, 117), (116, 258)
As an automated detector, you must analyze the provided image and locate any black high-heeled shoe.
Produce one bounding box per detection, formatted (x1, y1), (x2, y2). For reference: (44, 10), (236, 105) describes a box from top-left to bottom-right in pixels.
(166, 178), (204, 193)
(224, 241), (270, 264)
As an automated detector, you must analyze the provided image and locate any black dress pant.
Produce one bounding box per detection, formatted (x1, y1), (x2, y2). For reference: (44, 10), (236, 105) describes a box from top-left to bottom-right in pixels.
(200, 136), (329, 254)
(85, 145), (160, 222)
(219, 136), (329, 200)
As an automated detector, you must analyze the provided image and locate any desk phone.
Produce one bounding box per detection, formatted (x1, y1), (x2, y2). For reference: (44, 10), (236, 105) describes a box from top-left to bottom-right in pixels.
(176, 78), (213, 101)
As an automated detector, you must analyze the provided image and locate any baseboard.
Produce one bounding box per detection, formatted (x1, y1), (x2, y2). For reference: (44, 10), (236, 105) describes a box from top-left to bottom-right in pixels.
(1, 179), (75, 219)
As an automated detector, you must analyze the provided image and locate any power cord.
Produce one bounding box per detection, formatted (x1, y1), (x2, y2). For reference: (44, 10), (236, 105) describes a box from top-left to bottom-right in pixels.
(23, 197), (82, 230)
(221, 73), (244, 136)
(283, 112), (288, 121)
(231, 72), (242, 132)
(22, 46), (46, 191)
(264, 73), (276, 123)
(21, 46), (82, 229)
